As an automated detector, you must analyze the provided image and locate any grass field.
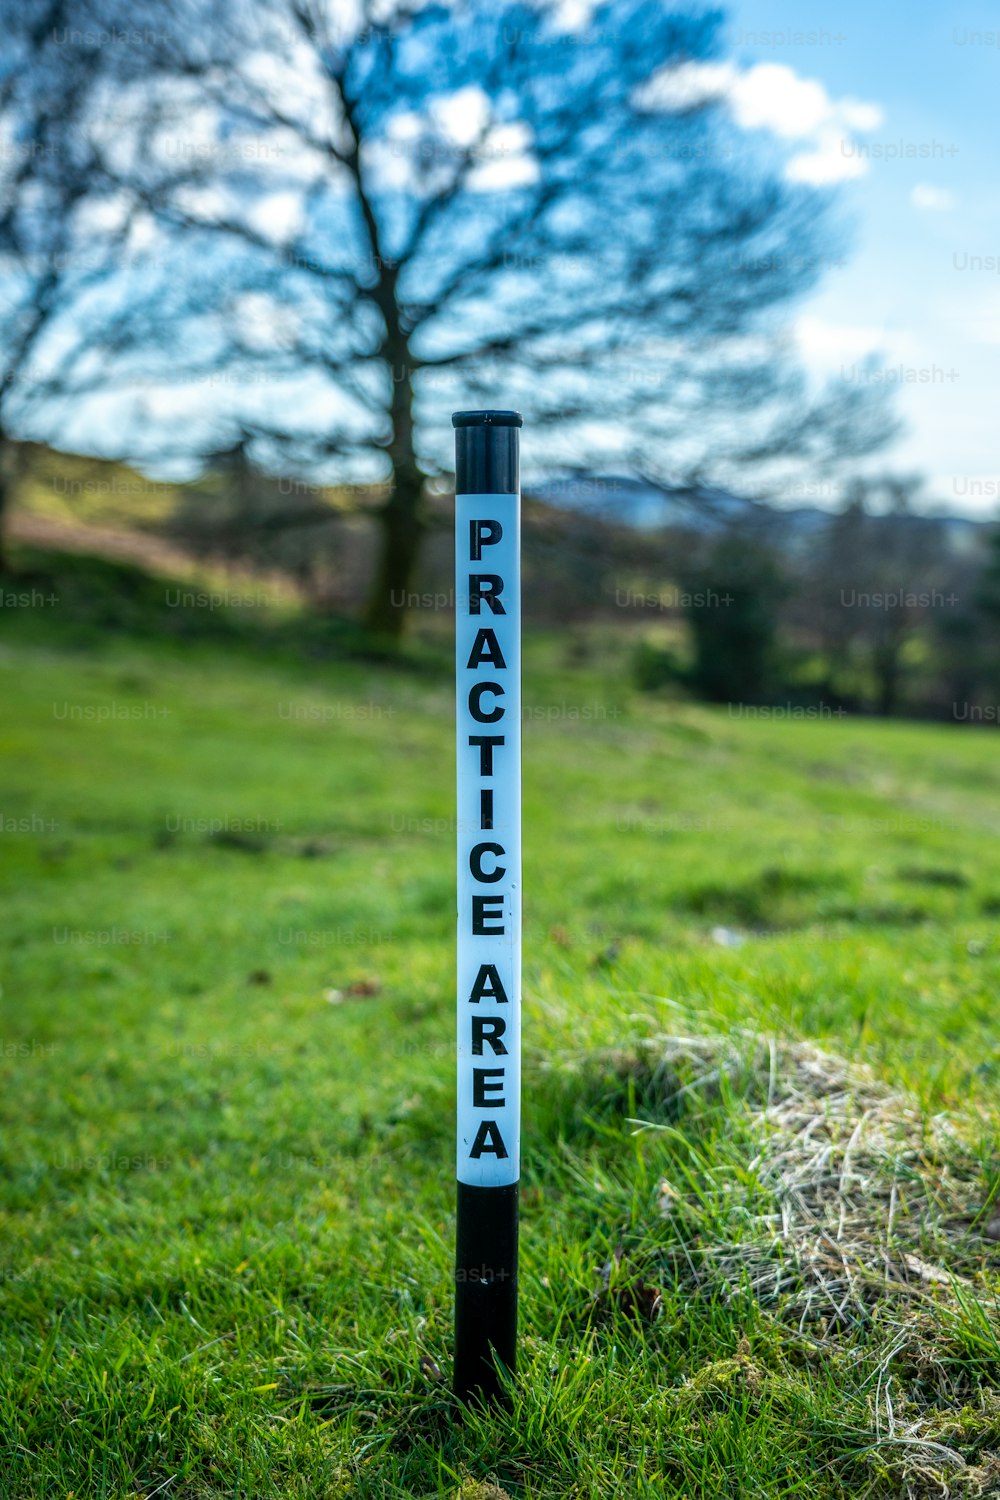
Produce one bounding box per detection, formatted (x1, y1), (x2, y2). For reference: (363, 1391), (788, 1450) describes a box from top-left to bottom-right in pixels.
(3, 552), (1000, 1498)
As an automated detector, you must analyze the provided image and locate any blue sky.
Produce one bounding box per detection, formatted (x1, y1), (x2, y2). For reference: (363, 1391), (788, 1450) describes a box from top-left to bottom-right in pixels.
(719, 0), (999, 513)
(53, 0), (995, 516)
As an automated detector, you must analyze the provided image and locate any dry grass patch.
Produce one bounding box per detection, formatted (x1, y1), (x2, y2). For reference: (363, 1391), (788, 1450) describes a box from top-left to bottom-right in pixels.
(620, 1031), (999, 1327)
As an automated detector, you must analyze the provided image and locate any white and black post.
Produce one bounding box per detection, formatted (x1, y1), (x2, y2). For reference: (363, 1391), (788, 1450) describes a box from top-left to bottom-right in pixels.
(453, 410), (522, 1407)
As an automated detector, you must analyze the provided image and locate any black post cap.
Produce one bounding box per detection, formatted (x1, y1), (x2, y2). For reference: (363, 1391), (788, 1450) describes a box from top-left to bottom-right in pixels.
(452, 410), (523, 429)
(453, 412), (522, 494)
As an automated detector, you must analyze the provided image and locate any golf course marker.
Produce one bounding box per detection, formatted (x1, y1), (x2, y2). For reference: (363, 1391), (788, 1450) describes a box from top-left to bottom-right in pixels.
(453, 410), (522, 1406)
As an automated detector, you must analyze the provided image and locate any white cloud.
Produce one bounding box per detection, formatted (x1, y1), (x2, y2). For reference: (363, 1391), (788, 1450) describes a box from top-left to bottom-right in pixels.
(794, 316), (922, 373)
(467, 122), (538, 191)
(729, 63), (836, 138)
(637, 60), (883, 186)
(74, 193), (133, 237)
(246, 191), (303, 243)
(911, 183), (955, 212)
(548, 0), (596, 32)
(174, 183), (237, 224)
(786, 128), (866, 185)
(431, 86), (491, 146)
(232, 292), (299, 351)
(374, 89), (537, 194)
(636, 59), (736, 113)
(795, 314), (886, 363)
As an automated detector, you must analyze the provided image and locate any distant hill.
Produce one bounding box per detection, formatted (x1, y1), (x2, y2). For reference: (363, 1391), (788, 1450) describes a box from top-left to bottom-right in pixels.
(526, 472), (993, 554)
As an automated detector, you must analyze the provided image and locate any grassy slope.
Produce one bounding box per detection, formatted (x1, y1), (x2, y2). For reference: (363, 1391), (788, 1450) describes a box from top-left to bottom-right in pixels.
(2, 553), (1000, 1498)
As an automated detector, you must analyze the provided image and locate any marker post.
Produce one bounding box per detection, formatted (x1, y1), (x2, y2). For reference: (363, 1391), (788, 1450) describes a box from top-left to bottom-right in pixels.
(453, 410), (522, 1407)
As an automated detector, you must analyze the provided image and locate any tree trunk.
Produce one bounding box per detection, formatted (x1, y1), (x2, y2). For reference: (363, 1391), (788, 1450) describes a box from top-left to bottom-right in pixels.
(363, 354), (423, 640)
(363, 468), (425, 638)
(874, 642), (900, 716)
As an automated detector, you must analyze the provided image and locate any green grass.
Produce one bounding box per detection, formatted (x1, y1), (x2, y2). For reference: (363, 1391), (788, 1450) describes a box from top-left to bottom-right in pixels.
(3, 552), (1000, 1497)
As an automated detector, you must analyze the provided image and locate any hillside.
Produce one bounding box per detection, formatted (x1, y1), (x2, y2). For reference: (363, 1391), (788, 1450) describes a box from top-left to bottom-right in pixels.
(2, 552), (1000, 1496)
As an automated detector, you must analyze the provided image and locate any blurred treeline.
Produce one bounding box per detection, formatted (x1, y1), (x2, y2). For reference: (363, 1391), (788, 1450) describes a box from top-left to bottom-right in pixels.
(0, 0), (904, 643)
(10, 441), (1000, 721)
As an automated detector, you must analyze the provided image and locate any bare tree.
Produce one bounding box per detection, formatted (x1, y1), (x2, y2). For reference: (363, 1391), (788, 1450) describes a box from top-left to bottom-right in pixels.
(82, 0), (896, 634)
(806, 476), (952, 716)
(0, 3), (147, 568)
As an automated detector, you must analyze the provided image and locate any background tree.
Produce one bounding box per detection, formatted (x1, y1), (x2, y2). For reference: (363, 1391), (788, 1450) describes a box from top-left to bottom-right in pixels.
(965, 523), (1000, 706)
(86, 0), (896, 636)
(679, 523), (788, 703)
(976, 525), (1000, 632)
(803, 475), (953, 716)
(0, 1), (222, 571)
(803, 495), (869, 707)
(930, 551), (992, 718)
(1, 4), (92, 568)
(0, 2), (144, 569)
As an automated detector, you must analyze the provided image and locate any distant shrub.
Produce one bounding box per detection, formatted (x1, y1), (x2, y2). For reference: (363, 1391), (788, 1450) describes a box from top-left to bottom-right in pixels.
(632, 639), (682, 692)
(681, 531), (788, 703)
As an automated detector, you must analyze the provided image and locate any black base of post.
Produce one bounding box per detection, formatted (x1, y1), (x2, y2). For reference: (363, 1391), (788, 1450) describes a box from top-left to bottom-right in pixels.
(454, 1180), (518, 1407)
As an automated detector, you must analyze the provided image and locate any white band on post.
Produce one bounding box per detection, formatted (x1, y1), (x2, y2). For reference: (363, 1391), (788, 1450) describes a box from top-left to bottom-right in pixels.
(455, 493), (521, 1188)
